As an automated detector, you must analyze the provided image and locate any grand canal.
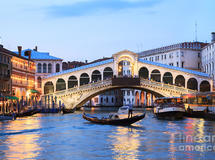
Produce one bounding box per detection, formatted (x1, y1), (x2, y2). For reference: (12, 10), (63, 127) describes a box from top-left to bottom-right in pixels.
(1, 110), (215, 160)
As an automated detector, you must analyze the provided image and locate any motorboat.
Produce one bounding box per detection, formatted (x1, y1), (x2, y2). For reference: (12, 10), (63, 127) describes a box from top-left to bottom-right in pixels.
(153, 97), (185, 120)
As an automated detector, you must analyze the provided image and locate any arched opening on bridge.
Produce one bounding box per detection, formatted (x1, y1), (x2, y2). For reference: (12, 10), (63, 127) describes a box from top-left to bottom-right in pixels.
(187, 78), (198, 90)
(175, 75), (185, 87)
(103, 67), (113, 80)
(91, 70), (101, 82)
(68, 76), (78, 89)
(56, 78), (66, 91)
(200, 81), (211, 92)
(163, 72), (173, 84)
(139, 67), (149, 79)
(80, 73), (90, 86)
(118, 60), (132, 76)
(44, 81), (54, 94)
(151, 69), (161, 82)
(135, 91), (140, 106)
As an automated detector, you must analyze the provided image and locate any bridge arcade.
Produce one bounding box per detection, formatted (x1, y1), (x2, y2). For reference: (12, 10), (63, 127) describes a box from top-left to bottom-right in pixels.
(42, 50), (212, 109)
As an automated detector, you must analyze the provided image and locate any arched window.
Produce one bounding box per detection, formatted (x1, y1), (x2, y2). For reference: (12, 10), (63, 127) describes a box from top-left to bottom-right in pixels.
(56, 63), (60, 73)
(44, 82), (54, 94)
(163, 72), (173, 84)
(68, 76), (78, 88)
(175, 75), (185, 87)
(38, 63), (42, 73)
(151, 69), (161, 82)
(43, 63), (47, 73)
(103, 67), (113, 80)
(139, 67), (149, 79)
(187, 78), (198, 90)
(200, 81), (211, 92)
(56, 78), (66, 91)
(37, 77), (42, 88)
(48, 63), (52, 73)
(80, 73), (90, 86)
(91, 70), (101, 82)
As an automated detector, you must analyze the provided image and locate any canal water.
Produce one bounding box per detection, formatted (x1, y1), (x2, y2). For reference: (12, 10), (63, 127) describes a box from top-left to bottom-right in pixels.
(1, 110), (215, 160)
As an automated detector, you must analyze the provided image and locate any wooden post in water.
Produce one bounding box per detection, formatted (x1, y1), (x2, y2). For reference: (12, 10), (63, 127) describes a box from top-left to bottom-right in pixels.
(48, 95), (50, 110)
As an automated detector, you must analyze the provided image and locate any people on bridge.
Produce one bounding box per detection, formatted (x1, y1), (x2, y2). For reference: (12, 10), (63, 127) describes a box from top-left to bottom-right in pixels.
(128, 104), (133, 118)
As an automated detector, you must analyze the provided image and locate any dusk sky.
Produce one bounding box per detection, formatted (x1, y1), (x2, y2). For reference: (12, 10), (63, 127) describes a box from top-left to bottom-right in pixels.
(0, 0), (214, 62)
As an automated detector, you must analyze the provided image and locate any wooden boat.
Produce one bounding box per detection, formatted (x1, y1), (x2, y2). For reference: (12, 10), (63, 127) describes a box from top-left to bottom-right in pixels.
(82, 112), (145, 126)
(0, 115), (16, 121)
(154, 97), (185, 120)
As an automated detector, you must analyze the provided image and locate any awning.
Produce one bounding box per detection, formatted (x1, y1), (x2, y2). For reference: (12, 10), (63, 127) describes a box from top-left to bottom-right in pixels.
(30, 89), (39, 93)
(5, 96), (19, 100)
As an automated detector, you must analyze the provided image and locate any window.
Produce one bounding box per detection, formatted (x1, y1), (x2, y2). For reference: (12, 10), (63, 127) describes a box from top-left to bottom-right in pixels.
(177, 62), (179, 67)
(37, 77), (42, 88)
(127, 91), (130, 96)
(181, 52), (184, 57)
(43, 63), (47, 73)
(161, 55), (163, 60)
(164, 54), (166, 59)
(181, 61), (184, 68)
(56, 63), (60, 72)
(48, 63), (52, 73)
(38, 63), (42, 73)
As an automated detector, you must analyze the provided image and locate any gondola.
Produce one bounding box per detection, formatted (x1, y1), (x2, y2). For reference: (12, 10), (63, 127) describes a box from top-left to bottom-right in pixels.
(82, 112), (145, 126)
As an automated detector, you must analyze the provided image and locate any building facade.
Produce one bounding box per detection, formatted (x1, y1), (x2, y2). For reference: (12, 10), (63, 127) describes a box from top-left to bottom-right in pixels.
(89, 89), (123, 106)
(0, 45), (12, 97)
(201, 32), (215, 89)
(11, 47), (36, 99)
(139, 42), (208, 71)
(14, 46), (63, 94)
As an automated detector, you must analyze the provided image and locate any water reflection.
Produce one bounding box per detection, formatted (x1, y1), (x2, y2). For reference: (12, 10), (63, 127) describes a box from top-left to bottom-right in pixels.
(1, 116), (42, 159)
(109, 126), (143, 160)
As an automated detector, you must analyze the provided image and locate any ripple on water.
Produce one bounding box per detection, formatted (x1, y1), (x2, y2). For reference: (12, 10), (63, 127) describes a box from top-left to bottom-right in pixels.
(1, 111), (215, 160)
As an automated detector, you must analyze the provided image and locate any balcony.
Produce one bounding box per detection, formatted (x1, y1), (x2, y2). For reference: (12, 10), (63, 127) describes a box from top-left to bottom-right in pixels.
(0, 74), (10, 81)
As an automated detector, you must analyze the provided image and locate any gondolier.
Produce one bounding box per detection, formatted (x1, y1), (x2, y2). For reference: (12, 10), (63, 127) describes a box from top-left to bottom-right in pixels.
(128, 104), (133, 118)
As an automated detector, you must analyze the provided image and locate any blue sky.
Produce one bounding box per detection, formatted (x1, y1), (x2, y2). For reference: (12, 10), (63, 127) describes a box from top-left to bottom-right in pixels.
(0, 0), (214, 62)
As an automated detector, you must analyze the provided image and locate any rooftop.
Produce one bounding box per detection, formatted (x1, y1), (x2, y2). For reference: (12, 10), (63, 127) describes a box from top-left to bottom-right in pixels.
(138, 42), (208, 57)
(14, 49), (63, 61)
(45, 58), (114, 79)
(138, 59), (210, 78)
(0, 45), (32, 61)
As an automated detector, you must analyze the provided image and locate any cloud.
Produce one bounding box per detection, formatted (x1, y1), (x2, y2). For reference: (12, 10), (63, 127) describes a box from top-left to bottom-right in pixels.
(47, 0), (162, 17)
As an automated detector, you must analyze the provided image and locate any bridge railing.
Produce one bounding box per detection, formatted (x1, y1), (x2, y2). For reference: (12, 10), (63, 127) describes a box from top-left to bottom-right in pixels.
(140, 78), (197, 94)
(46, 77), (197, 97)
(53, 79), (112, 96)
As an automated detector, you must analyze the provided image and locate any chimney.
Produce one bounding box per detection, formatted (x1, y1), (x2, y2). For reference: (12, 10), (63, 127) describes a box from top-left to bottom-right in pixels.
(28, 50), (31, 60)
(34, 46), (38, 51)
(211, 32), (215, 42)
(18, 46), (22, 57)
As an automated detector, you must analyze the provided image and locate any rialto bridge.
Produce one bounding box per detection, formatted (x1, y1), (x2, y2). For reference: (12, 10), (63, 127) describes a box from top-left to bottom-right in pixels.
(42, 50), (212, 109)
